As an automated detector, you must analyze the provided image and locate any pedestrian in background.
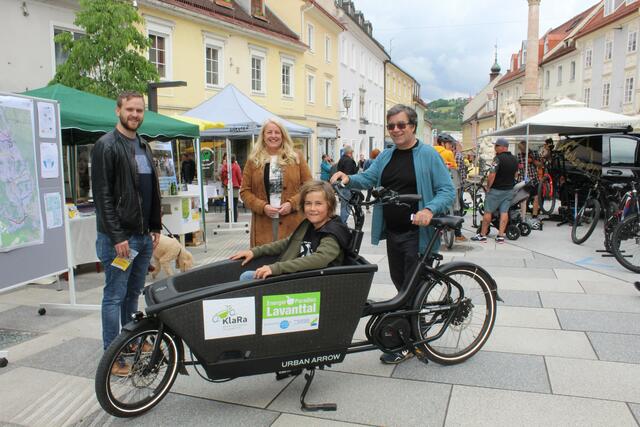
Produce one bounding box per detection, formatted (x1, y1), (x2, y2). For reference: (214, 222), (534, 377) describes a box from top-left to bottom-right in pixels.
(221, 155), (243, 222)
(92, 92), (161, 375)
(337, 145), (358, 223)
(240, 119), (312, 247)
(181, 152), (196, 184)
(320, 154), (333, 181)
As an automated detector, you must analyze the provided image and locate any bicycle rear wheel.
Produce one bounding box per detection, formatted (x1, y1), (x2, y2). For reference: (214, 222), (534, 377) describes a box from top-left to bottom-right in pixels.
(611, 213), (640, 273)
(537, 177), (556, 215)
(95, 326), (179, 418)
(412, 262), (497, 365)
(571, 198), (601, 244)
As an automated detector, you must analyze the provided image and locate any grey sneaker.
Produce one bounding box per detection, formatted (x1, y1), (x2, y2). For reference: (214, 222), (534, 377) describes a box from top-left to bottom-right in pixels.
(379, 350), (414, 364)
(470, 234), (487, 242)
(496, 235), (505, 244)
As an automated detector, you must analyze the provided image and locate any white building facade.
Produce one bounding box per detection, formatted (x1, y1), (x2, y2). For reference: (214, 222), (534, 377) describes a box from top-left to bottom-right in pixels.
(317, 0), (389, 160)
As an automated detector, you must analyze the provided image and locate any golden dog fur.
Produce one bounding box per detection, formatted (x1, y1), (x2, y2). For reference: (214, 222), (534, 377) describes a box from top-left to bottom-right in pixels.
(151, 234), (194, 279)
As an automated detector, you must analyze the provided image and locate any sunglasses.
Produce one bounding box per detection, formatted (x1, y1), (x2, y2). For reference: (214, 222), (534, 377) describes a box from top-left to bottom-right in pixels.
(386, 122), (411, 131)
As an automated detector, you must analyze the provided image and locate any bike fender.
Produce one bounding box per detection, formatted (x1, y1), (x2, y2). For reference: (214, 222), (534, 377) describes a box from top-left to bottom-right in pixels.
(437, 261), (503, 302)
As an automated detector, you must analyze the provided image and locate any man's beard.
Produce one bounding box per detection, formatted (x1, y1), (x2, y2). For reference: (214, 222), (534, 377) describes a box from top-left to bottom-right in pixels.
(119, 114), (143, 132)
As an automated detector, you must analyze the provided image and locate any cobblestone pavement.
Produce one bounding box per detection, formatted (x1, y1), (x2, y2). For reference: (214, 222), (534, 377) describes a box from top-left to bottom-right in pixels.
(0, 211), (639, 426)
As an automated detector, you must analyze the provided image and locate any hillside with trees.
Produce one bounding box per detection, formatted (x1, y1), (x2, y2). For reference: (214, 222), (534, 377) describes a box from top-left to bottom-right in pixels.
(427, 98), (468, 132)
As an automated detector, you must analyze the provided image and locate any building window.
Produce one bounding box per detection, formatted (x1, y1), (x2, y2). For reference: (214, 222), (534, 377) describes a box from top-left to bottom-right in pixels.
(149, 34), (167, 78)
(325, 36), (331, 63)
(307, 23), (315, 52)
(584, 49), (592, 68)
(341, 38), (347, 64)
(359, 88), (366, 120)
(557, 65), (563, 86)
(624, 76), (635, 104)
(602, 82), (611, 107)
(205, 46), (220, 87)
(53, 27), (83, 71)
(325, 80), (332, 107)
(251, 55), (265, 93)
(604, 39), (613, 61)
(545, 70), (550, 88)
(360, 51), (365, 76)
(307, 74), (315, 103)
(281, 59), (294, 97)
(584, 87), (591, 107)
(570, 61), (576, 81)
(628, 30), (638, 52)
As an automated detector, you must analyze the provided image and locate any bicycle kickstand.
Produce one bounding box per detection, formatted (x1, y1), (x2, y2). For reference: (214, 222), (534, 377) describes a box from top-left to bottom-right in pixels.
(300, 368), (337, 412)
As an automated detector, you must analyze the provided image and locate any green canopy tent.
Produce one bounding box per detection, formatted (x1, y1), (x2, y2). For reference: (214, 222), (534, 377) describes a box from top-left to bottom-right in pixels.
(23, 84), (199, 144)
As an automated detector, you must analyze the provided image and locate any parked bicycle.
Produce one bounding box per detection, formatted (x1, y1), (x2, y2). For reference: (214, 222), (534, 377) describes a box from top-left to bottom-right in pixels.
(610, 181), (640, 273)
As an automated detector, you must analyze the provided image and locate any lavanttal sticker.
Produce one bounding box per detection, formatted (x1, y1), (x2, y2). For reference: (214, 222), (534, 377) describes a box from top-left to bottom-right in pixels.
(262, 292), (320, 335)
(203, 297), (255, 340)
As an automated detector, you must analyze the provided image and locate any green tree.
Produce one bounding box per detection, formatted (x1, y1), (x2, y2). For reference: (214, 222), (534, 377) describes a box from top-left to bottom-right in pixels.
(51, 0), (158, 98)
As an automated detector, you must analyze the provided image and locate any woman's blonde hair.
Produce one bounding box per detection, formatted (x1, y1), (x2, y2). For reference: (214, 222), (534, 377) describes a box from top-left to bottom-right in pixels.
(298, 180), (337, 216)
(249, 119), (299, 167)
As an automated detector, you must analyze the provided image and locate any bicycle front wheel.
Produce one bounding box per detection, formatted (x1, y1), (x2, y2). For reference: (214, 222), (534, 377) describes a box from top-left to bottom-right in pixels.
(537, 177), (556, 215)
(611, 213), (640, 273)
(412, 262), (497, 365)
(95, 326), (179, 418)
(571, 198), (601, 244)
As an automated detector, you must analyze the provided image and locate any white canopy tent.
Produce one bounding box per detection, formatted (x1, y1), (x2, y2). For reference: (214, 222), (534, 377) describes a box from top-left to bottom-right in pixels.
(487, 99), (640, 180)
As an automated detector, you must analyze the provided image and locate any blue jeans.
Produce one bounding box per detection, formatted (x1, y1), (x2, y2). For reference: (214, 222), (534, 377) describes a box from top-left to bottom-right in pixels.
(239, 270), (255, 281)
(96, 232), (153, 350)
(340, 200), (350, 224)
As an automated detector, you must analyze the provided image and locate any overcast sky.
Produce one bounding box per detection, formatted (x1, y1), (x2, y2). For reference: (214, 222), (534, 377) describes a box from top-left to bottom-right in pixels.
(355, 0), (600, 101)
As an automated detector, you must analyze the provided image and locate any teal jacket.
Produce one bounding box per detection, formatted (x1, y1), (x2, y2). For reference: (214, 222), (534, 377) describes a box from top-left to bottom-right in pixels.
(347, 140), (455, 255)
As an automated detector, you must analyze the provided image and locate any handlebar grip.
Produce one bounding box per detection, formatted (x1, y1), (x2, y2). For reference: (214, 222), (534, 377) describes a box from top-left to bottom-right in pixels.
(397, 194), (422, 202)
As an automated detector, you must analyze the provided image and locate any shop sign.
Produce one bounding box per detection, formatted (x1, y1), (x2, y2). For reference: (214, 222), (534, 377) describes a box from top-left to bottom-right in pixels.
(317, 126), (337, 139)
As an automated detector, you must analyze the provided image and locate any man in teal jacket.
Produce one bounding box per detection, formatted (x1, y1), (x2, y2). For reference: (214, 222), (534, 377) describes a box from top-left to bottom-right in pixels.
(331, 104), (455, 364)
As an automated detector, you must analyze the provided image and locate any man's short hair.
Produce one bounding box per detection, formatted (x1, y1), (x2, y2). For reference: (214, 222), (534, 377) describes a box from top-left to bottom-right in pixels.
(343, 145), (353, 154)
(117, 91), (145, 108)
(386, 104), (418, 127)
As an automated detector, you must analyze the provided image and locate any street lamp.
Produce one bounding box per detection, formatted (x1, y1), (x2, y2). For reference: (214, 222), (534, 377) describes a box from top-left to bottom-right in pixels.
(339, 94), (352, 115)
(147, 80), (187, 112)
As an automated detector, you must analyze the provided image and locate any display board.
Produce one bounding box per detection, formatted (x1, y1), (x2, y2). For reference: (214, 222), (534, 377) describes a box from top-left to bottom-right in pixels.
(0, 93), (68, 291)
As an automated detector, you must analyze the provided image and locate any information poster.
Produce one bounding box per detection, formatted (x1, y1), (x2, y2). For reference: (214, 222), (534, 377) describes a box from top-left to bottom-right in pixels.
(0, 96), (44, 252)
(44, 192), (63, 229)
(149, 141), (177, 192)
(37, 101), (57, 139)
(40, 142), (59, 178)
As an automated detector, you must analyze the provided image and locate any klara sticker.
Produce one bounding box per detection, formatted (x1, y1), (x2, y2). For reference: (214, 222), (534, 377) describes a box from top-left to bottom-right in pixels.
(203, 297), (255, 340)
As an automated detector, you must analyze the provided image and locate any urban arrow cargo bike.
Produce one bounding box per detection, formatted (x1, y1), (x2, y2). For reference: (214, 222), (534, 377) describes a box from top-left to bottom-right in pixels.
(95, 184), (501, 417)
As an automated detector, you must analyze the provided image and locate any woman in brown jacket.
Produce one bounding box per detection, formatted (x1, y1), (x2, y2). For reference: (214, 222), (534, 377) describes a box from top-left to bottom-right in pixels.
(240, 119), (312, 247)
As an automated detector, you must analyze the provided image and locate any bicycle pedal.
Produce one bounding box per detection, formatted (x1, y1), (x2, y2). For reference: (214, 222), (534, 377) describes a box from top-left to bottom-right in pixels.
(414, 348), (429, 364)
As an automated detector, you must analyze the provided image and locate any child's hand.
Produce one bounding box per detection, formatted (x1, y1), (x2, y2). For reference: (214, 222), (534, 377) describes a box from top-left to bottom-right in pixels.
(254, 265), (273, 279)
(230, 250), (254, 265)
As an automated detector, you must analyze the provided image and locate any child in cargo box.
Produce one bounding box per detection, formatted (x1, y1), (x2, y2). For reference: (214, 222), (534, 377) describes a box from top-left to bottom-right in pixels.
(231, 180), (351, 280)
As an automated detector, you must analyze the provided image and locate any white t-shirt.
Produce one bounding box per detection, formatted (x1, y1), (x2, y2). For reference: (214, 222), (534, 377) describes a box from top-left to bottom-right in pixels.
(269, 155), (283, 215)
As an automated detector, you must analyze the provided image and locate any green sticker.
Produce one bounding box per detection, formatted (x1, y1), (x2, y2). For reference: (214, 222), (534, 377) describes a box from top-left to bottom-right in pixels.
(262, 292), (320, 335)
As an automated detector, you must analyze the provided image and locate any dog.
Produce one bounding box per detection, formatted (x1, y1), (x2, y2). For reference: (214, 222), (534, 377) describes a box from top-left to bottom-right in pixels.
(151, 234), (194, 279)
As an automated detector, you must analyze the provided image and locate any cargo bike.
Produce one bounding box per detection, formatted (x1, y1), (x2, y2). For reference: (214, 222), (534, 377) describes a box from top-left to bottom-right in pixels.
(95, 185), (501, 417)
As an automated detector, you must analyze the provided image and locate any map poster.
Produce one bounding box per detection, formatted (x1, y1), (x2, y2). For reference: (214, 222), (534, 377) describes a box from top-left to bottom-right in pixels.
(0, 96), (44, 252)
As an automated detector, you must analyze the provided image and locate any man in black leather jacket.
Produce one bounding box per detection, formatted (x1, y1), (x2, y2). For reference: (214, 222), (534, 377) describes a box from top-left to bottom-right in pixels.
(91, 92), (161, 364)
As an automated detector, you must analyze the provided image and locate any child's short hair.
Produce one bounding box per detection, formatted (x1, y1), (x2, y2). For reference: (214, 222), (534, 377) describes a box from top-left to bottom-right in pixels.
(299, 180), (337, 215)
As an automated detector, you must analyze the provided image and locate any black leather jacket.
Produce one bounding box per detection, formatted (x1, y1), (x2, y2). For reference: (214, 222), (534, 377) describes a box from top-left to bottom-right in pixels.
(91, 129), (161, 244)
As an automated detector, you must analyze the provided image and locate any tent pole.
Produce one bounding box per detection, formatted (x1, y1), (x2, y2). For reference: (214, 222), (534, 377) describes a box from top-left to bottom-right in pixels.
(196, 137), (207, 252)
(226, 137), (233, 229)
(524, 124), (530, 182)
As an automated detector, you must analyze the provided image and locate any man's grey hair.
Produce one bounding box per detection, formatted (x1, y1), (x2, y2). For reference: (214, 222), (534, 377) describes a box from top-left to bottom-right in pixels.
(386, 104), (418, 133)
(343, 145), (353, 154)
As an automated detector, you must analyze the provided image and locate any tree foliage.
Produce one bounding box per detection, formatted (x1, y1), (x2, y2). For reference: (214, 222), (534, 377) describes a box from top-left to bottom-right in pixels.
(427, 98), (468, 131)
(51, 0), (158, 98)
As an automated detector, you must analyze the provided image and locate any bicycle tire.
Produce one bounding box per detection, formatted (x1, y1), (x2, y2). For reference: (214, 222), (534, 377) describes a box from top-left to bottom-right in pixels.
(95, 327), (179, 418)
(571, 198), (601, 244)
(537, 177), (556, 215)
(611, 213), (640, 273)
(444, 228), (455, 249)
(411, 262), (497, 365)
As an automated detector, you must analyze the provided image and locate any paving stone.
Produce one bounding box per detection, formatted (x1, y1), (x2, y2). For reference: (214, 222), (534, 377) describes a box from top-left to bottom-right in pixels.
(0, 328), (41, 350)
(457, 257), (526, 267)
(495, 306), (560, 329)
(0, 305), (94, 333)
(556, 309), (640, 335)
(497, 290), (542, 308)
(0, 367), (96, 426)
(587, 332), (640, 364)
(445, 385), (637, 426)
(630, 403), (640, 424)
(540, 292), (640, 313)
(272, 414), (366, 427)
(578, 280), (639, 296)
(367, 283), (397, 301)
(16, 337), (102, 379)
(269, 370), (451, 426)
(76, 392), (280, 426)
(546, 357), (640, 403)
(494, 277), (583, 293)
(484, 266), (557, 279)
(327, 350), (395, 377)
(393, 351), (550, 393)
(554, 268), (621, 282)
(172, 366), (294, 408)
(46, 312), (102, 339)
(524, 256), (582, 269)
(483, 326), (596, 359)
(0, 303), (16, 313)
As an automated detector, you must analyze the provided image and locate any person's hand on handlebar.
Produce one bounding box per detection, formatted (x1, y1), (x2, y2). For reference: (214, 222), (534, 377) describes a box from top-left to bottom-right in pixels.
(230, 250), (254, 265)
(330, 171), (349, 185)
(412, 208), (433, 227)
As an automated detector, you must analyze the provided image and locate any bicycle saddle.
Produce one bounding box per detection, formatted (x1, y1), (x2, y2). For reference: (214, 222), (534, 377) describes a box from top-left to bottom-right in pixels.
(431, 216), (464, 229)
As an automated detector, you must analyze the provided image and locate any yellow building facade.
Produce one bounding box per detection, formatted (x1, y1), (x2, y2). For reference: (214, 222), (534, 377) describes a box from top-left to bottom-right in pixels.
(268, 0), (343, 176)
(385, 61), (418, 142)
